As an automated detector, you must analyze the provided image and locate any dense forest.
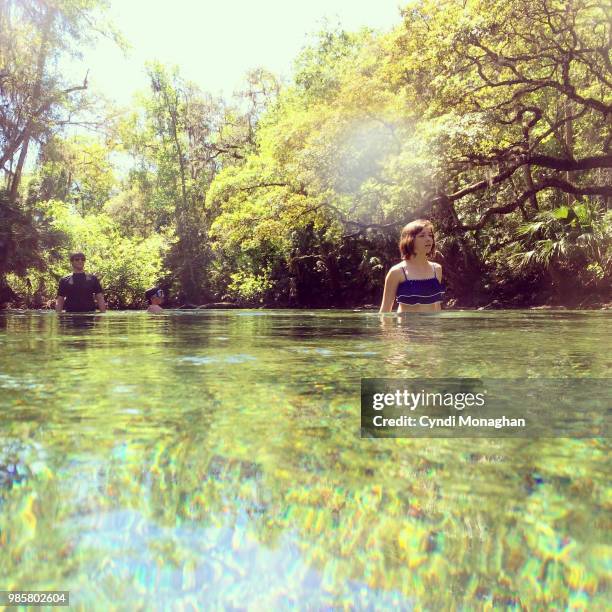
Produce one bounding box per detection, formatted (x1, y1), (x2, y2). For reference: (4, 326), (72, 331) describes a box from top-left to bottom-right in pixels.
(1, 0), (610, 309)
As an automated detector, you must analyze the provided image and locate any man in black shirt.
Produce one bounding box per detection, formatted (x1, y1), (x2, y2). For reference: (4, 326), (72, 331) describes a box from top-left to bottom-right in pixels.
(55, 252), (107, 313)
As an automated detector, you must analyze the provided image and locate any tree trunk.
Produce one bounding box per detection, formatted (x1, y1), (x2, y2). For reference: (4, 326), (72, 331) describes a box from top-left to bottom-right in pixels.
(8, 131), (30, 202)
(522, 165), (539, 213)
(7, 4), (54, 204)
(565, 99), (574, 206)
(162, 87), (199, 299)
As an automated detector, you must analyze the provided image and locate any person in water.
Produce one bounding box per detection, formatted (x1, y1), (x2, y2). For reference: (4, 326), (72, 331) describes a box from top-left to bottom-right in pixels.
(55, 252), (106, 313)
(145, 287), (164, 313)
(379, 219), (445, 313)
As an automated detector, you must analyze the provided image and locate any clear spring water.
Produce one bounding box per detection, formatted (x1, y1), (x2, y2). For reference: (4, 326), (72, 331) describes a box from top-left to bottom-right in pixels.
(0, 310), (610, 609)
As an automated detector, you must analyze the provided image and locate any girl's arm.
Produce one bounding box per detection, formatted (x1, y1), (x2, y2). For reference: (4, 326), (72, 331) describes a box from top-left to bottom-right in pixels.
(434, 263), (443, 282)
(433, 263), (443, 311)
(379, 269), (400, 313)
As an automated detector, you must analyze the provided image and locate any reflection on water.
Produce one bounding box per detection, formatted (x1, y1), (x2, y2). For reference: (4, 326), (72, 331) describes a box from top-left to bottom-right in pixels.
(0, 310), (610, 609)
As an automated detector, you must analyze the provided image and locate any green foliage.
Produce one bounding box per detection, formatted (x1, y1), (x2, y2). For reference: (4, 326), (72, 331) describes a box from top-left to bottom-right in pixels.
(0, 189), (66, 280)
(293, 26), (368, 104)
(227, 269), (274, 304)
(50, 201), (168, 308)
(0, 0), (119, 199)
(29, 135), (117, 214)
(117, 62), (235, 302)
(509, 202), (611, 292)
(7, 201), (169, 308)
(206, 1), (610, 307)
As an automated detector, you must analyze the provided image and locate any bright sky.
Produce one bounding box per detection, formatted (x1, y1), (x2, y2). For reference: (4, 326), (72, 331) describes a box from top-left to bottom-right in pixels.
(69, 0), (405, 106)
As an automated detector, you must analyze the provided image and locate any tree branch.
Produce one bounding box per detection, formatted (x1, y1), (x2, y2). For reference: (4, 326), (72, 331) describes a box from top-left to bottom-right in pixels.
(452, 177), (612, 230)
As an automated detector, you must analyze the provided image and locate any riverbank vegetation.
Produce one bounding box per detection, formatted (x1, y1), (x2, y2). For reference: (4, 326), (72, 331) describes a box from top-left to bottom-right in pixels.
(1, 0), (610, 308)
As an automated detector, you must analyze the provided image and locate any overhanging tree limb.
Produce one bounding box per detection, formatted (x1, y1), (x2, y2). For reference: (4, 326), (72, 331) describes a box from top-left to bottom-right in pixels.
(526, 153), (612, 170)
(451, 177), (612, 231)
(445, 153), (612, 203)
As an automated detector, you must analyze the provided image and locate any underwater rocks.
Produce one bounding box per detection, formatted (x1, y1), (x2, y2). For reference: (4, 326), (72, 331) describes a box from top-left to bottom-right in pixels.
(0, 439), (49, 495)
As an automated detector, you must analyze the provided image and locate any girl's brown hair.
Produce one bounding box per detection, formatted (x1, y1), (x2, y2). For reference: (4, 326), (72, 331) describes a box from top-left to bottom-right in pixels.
(399, 219), (435, 260)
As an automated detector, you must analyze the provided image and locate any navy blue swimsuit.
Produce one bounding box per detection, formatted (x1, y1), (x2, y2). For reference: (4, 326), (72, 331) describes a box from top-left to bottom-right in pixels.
(396, 262), (445, 306)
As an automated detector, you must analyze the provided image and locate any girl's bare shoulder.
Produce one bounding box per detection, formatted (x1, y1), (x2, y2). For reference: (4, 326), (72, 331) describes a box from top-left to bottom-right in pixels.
(429, 261), (443, 281)
(387, 262), (406, 279)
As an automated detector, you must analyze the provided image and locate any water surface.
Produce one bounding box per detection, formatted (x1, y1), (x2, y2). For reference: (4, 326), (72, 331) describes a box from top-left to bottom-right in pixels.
(0, 310), (610, 609)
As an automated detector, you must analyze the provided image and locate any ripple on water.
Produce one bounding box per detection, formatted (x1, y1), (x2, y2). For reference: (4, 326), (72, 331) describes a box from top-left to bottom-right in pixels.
(0, 373), (39, 390)
(178, 356), (217, 365)
(290, 347), (334, 356)
(113, 385), (136, 394)
(224, 354), (256, 364)
(177, 355), (256, 365)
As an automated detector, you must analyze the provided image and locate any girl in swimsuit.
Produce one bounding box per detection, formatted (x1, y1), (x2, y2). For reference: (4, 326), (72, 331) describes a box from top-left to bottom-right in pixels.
(379, 219), (445, 313)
